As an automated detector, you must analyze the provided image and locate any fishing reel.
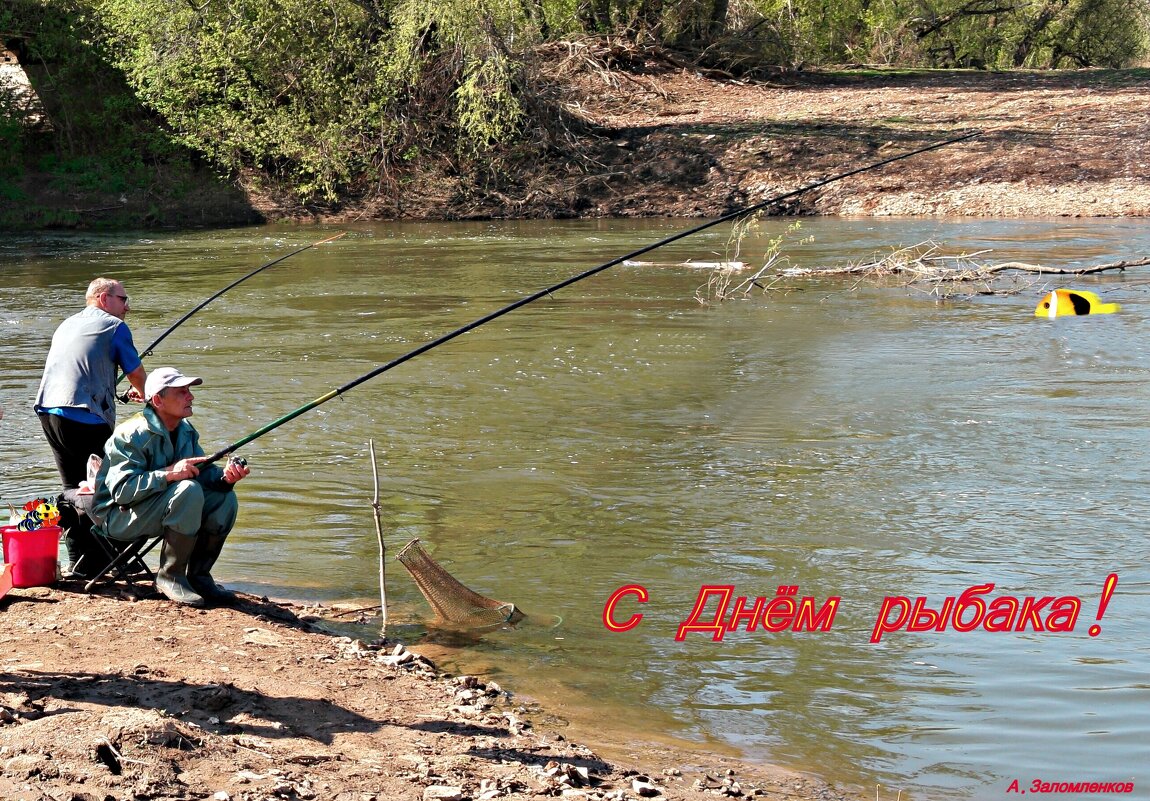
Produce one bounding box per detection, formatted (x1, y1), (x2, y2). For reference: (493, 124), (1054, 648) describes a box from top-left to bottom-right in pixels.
(228, 455), (248, 469)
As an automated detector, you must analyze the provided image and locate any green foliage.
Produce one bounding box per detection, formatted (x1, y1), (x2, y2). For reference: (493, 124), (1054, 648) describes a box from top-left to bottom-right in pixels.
(0, 176), (27, 201)
(763, 0), (1150, 68)
(574, 0), (1150, 69)
(0, 114), (24, 173)
(1045, 0), (1150, 67)
(2, 0), (195, 194)
(698, 219), (812, 303)
(85, 0), (534, 203)
(3, 0), (1149, 219)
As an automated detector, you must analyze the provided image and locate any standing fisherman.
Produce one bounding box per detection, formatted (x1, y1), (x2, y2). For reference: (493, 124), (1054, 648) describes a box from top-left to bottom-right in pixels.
(34, 277), (147, 577)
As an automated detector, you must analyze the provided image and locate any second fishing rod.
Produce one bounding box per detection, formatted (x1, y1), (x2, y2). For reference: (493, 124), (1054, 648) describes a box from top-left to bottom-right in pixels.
(116, 231), (347, 399)
(202, 128), (982, 466)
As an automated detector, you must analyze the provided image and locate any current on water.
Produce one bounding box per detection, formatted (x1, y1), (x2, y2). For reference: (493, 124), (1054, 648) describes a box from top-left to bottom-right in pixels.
(1, 217), (1148, 799)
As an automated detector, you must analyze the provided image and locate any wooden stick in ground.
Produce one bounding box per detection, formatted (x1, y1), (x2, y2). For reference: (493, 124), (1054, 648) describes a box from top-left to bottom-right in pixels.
(369, 439), (387, 632)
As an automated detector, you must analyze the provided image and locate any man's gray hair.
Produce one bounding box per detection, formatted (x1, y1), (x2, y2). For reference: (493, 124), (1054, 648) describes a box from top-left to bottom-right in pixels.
(85, 277), (120, 303)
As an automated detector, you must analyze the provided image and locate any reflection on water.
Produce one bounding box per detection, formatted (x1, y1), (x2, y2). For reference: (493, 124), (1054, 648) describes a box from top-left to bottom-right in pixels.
(2, 218), (1150, 799)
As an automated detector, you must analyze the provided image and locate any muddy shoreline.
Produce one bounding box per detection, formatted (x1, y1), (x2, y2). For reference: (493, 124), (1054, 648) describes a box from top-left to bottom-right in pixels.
(0, 583), (863, 801)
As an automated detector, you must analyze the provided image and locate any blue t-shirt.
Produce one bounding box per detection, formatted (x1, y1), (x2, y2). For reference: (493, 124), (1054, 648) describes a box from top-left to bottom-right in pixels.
(40, 322), (142, 425)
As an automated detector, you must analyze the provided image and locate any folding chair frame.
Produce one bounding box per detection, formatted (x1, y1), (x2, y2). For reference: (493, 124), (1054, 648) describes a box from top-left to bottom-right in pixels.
(68, 492), (161, 594)
(82, 534), (162, 593)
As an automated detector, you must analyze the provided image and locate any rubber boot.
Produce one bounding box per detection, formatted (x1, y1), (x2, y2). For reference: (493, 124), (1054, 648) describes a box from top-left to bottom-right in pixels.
(188, 532), (237, 605)
(156, 528), (206, 607)
(57, 495), (102, 580)
(58, 499), (85, 576)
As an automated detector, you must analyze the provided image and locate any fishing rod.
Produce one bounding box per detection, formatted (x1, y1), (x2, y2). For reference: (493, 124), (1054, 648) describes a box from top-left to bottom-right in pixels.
(203, 128), (982, 465)
(117, 231), (346, 402)
(118, 231), (347, 388)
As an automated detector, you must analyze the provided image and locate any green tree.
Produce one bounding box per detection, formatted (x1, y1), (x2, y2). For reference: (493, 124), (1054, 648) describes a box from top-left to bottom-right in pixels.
(88, 0), (535, 203)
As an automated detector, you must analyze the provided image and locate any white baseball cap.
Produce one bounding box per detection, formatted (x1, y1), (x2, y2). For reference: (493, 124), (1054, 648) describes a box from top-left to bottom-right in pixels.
(144, 367), (203, 400)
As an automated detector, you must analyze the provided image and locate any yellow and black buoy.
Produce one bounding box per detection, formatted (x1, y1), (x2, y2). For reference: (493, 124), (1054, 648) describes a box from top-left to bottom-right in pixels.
(1035, 288), (1120, 318)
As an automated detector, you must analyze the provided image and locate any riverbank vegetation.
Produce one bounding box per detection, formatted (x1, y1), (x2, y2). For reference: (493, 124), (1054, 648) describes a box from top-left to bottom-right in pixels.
(2, 0), (1149, 227)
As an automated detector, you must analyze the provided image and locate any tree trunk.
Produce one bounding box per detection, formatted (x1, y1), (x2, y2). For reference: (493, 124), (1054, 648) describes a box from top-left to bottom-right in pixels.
(708, 0), (729, 39)
(595, 0), (613, 30)
(1011, 0), (1068, 66)
(522, 0), (550, 37)
(577, 0), (612, 32)
(625, 0), (664, 42)
(576, 0), (595, 32)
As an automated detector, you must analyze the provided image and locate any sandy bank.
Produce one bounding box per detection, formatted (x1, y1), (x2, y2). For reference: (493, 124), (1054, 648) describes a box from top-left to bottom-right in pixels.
(0, 583), (861, 801)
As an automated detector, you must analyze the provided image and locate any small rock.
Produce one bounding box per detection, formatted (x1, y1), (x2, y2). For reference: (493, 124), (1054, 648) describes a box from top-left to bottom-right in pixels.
(632, 776), (661, 797)
(197, 685), (235, 712)
(4, 754), (49, 778)
(423, 786), (464, 801)
(387, 649), (416, 666)
(213, 792), (231, 801)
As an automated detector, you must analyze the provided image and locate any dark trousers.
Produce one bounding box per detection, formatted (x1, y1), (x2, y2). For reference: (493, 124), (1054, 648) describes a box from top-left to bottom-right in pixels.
(38, 412), (112, 573)
(38, 412), (112, 490)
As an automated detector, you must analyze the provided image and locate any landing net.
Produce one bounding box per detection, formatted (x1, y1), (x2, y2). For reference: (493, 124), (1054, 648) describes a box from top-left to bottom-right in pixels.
(396, 538), (525, 630)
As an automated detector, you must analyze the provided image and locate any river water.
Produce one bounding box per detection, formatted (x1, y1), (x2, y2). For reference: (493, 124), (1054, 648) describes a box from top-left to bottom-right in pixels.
(2, 218), (1148, 799)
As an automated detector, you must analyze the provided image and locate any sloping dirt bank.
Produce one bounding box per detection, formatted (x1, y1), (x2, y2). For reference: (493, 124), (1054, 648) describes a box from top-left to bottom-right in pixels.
(0, 584), (859, 801)
(299, 63), (1150, 223)
(560, 66), (1150, 220)
(10, 63), (1149, 228)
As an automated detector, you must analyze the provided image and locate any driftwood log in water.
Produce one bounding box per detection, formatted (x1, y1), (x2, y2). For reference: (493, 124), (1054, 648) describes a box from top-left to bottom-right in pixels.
(794, 248), (1150, 278)
(698, 242), (1150, 301)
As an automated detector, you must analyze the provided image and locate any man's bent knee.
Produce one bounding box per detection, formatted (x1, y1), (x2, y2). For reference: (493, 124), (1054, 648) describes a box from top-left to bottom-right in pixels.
(201, 490), (239, 537)
(165, 480), (206, 535)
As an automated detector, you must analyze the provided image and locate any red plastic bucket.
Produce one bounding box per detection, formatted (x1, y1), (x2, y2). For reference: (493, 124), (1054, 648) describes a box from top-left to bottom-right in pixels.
(1, 525), (60, 588)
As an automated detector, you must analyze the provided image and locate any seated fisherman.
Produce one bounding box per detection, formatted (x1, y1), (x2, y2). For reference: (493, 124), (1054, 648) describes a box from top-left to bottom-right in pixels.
(91, 367), (250, 607)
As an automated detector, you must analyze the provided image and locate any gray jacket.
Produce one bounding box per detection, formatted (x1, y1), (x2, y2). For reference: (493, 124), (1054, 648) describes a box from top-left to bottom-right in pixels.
(92, 406), (231, 520)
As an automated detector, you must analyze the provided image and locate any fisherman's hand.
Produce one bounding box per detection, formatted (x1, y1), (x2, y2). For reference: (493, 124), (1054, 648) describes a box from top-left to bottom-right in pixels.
(165, 457), (206, 483)
(223, 456), (250, 485)
(125, 387), (144, 403)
